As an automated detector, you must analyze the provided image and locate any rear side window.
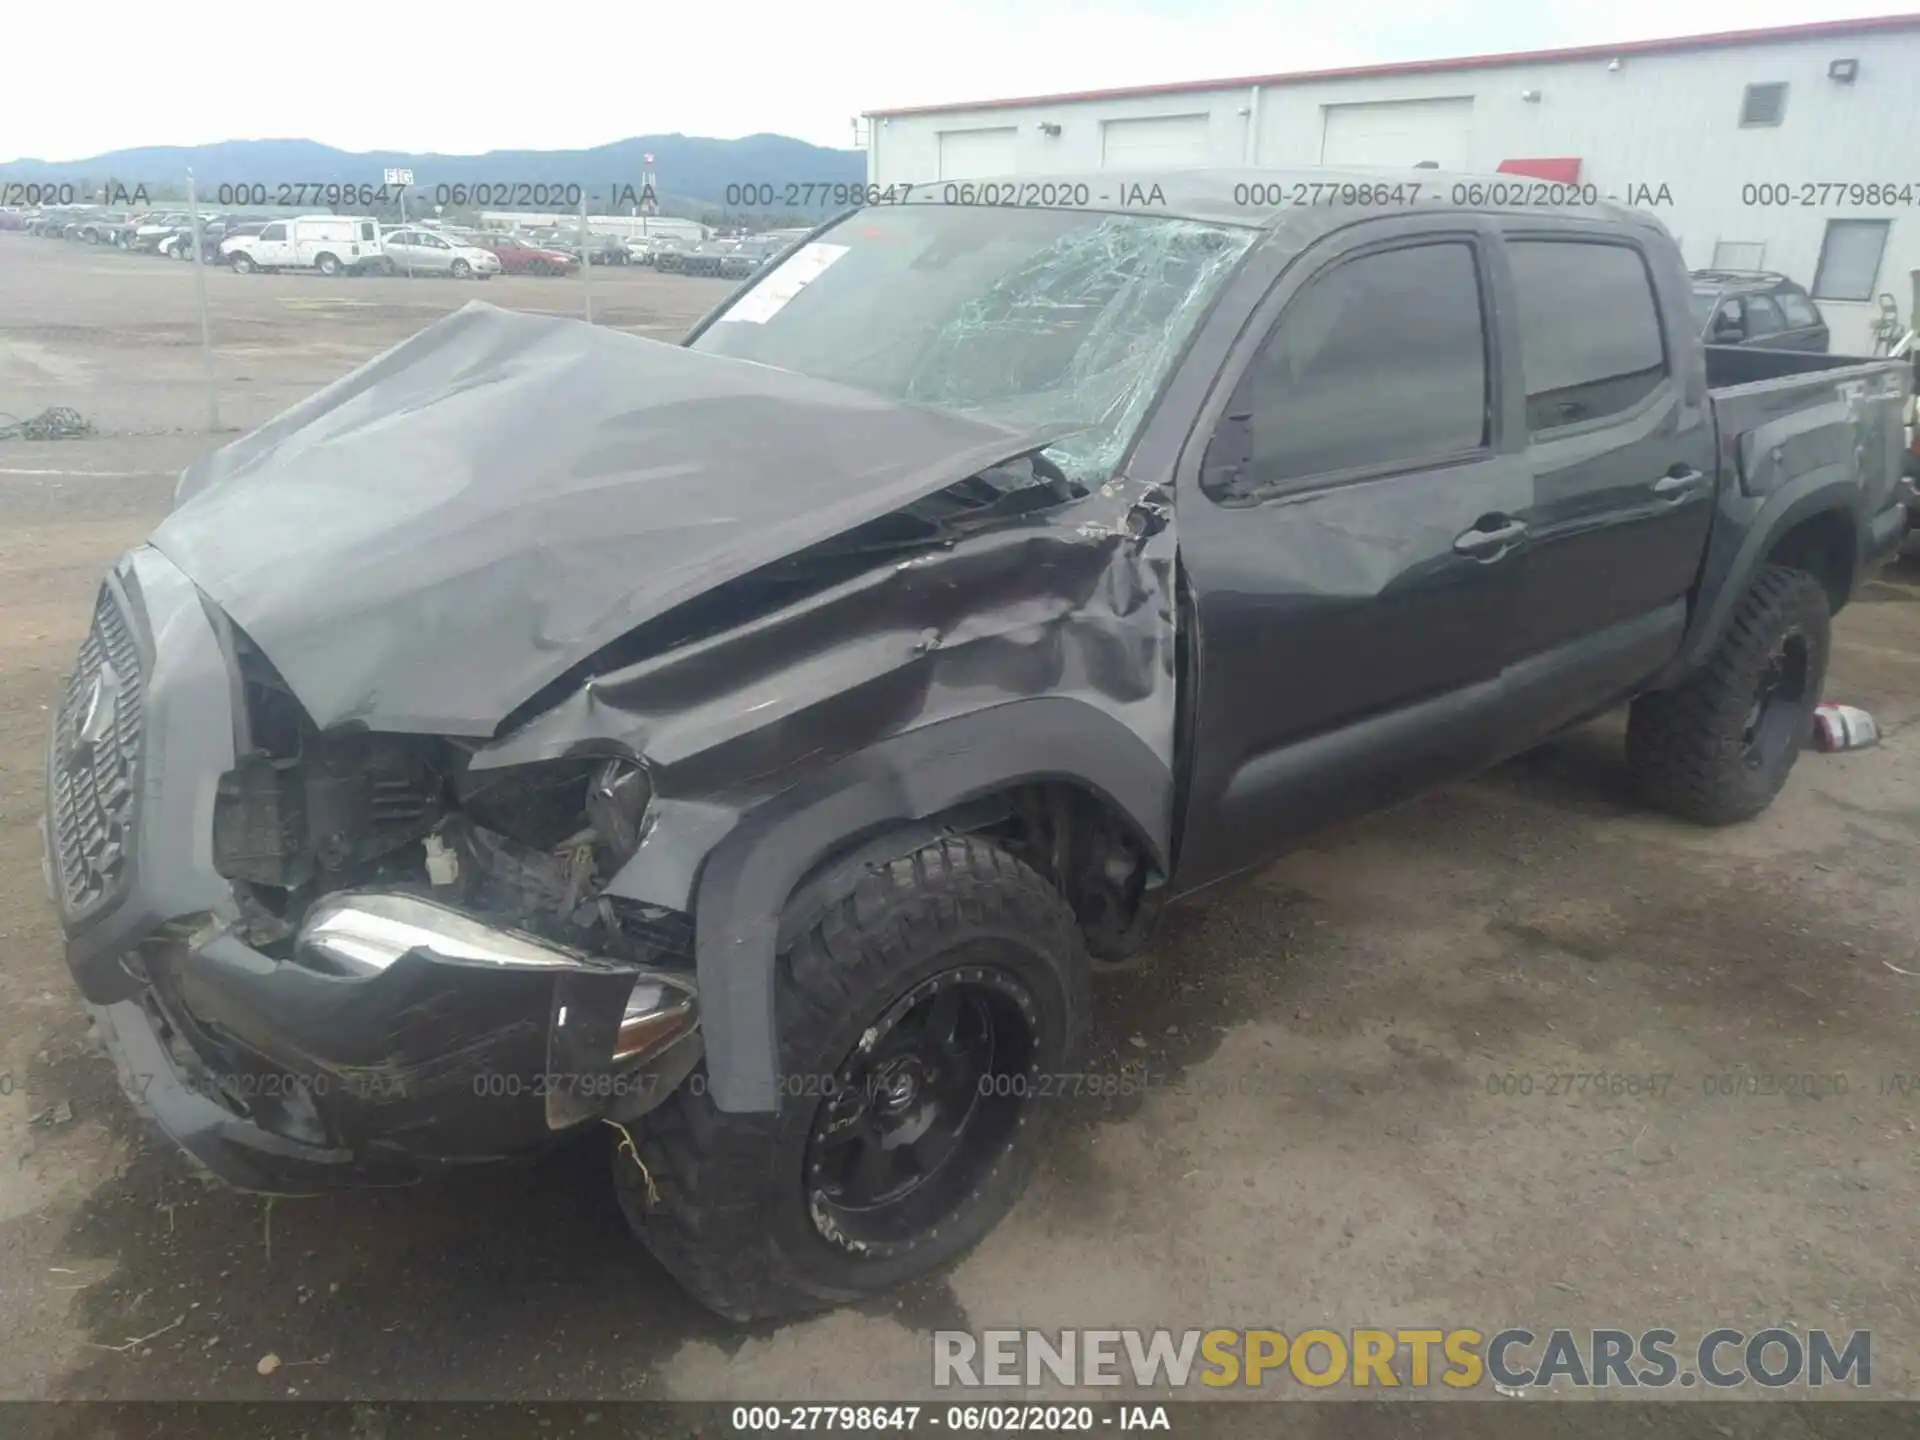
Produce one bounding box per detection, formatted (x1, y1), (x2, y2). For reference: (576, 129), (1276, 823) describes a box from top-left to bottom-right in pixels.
(1214, 242), (1489, 493)
(1743, 294), (1786, 337)
(1778, 291), (1820, 328)
(1508, 240), (1667, 434)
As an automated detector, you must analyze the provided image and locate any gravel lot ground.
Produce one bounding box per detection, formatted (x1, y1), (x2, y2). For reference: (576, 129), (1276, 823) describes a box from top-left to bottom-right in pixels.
(2, 235), (1919, 1424)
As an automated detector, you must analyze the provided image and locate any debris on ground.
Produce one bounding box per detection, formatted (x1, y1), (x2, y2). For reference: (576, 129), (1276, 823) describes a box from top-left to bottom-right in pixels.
(257, 1353), (282, 1376)
(0, 407), (94, 442)
(28, 1100), (74, 1127)
(1814, 702), (1880, 751)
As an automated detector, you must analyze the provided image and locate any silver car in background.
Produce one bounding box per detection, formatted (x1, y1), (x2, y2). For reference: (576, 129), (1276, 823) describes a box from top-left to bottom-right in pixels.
(381, 228), (501, 279)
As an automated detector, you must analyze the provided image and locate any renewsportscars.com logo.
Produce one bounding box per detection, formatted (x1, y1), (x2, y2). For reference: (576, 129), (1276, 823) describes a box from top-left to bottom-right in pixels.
(933, 1327), (1872, 1391)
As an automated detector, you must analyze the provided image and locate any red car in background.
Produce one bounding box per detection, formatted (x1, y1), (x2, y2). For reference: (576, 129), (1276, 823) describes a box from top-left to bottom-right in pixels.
(477, 235), (580, 276)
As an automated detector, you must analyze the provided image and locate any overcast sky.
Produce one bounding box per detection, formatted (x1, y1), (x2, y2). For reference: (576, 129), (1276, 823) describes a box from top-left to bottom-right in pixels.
(3, 0), (1906, 160)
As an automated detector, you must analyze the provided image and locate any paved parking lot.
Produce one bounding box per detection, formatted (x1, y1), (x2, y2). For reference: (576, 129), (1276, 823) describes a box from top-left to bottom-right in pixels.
(2, 235), (1919, 1415)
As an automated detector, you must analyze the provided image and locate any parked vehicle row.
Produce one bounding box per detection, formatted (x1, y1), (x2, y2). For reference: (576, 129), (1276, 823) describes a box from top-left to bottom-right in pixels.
(653, 235), (785, 279)
(19, 206), (217, 254)
(10, 203), (789, 286)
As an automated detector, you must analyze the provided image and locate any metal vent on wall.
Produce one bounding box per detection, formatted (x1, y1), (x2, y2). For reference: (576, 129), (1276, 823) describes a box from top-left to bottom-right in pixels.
(1740, 83), (1788, 126)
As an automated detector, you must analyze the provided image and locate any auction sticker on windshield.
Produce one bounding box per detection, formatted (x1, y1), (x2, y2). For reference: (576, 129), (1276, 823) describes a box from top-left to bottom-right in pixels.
(719, 242), (850, 324)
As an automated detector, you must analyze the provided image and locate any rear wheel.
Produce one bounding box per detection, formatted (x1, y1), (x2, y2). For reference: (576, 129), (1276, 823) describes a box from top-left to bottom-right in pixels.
(1626, 564), (1831, 824)
(315, 253), (341, 276)
(616, 836), (1090, 1321)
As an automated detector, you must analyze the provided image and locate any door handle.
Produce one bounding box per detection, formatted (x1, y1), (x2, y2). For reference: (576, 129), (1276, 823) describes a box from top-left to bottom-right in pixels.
(1453, 517), (1529, 560)
(1652, 468), (1709, 501)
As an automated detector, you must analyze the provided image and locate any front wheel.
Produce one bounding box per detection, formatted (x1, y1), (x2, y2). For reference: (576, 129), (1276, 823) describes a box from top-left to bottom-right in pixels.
(450, 259), (472, 279)
(1626, 564), (1832, 825)
(230, 253), (255, 274)
(617, 837), (1090, 1321)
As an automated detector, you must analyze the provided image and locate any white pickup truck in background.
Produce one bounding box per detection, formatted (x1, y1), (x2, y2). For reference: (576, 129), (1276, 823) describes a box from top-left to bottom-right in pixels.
(220, 215), (382, 275)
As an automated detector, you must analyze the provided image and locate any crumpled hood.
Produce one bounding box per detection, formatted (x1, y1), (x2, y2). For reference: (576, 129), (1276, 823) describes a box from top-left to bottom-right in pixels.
(151, 302), (1059, 736)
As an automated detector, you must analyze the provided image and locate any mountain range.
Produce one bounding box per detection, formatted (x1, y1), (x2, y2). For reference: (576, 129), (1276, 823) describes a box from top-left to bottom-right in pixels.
(0, 135), (866, 213)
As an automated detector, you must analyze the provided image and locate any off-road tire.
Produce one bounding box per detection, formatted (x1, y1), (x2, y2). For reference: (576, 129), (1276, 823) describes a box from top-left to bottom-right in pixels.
(1626, 564), (1831, 825)
(615, 836), (1091, 1321)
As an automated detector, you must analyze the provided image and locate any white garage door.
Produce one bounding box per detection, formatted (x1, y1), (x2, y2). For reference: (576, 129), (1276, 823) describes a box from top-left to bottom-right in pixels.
(1100, 113), (1212, 170)
(1320, 98), (1473, 170)
(938, 127), (1019, 180)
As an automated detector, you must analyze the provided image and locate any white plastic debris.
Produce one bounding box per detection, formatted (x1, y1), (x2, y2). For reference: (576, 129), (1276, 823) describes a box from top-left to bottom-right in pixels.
(1814, 702), (1879, 752)
(422, 834), (460, 887)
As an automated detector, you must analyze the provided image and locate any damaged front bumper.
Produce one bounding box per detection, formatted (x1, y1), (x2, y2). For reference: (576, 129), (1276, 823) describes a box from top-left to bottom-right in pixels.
(44, 547), (699, 1195)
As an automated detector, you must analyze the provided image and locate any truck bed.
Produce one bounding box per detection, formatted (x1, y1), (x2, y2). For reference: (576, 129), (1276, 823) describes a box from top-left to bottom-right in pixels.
(1704, 346), (1908, 514)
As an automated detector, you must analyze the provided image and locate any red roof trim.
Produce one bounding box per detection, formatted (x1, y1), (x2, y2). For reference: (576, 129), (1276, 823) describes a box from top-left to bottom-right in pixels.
(864, 14), (1920, 118)
(1497, 157), (1582, 182)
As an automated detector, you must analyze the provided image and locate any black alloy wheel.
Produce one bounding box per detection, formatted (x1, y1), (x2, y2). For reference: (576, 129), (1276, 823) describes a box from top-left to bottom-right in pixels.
(804, 965), (1038, 1258)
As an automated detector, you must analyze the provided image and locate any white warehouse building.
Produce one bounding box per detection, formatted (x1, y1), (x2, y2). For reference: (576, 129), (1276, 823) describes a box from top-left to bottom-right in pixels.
(863, 14), (1920, 353)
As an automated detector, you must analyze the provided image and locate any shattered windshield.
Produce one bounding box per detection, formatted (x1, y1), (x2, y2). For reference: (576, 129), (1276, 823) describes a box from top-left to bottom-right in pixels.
(691, 205), (1257, 486)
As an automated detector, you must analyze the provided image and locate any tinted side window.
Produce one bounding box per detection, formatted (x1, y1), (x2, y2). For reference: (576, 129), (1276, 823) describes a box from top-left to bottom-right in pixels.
(1778, 291), (1820, 328)
(1216, 242), (1488, 493)
(1508, 240), (1667, 434)
(1744, 294), (1786, 336)
(260, 223), (286, 241)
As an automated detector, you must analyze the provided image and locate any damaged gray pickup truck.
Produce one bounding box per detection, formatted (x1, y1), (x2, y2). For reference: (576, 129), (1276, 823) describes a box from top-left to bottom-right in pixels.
(46, 170), (1911, 1320)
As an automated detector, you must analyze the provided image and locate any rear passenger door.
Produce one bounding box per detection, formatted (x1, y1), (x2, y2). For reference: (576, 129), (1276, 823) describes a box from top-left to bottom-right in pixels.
(1174, 219), (1534, 891)
(1493, 226), (1716, 748)
(1774, 289), (1830, 351)
(417, 234), (455, 273)
(1742, 293), (1789, 348)
(386, 230), (423, 273)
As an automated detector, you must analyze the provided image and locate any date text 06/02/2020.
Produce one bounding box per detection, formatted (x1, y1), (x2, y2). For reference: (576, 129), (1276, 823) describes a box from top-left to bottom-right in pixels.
(722, 181), (1171, 209)
(208, 181), (656, 211)
(728, 1406), (1173, 1433)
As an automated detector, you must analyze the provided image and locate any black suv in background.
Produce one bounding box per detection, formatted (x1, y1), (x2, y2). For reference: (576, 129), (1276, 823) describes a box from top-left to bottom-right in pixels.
(1691, 270), (1830, 351)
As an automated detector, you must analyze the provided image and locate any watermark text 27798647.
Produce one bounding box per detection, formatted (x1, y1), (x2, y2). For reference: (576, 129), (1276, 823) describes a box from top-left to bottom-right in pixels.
(1742, 181), (1920, 207)
(204, 181), (657, 211)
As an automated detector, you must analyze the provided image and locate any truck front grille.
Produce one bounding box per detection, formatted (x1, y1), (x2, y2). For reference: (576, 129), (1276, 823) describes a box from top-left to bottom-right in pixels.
(49, 584), (146, 919)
